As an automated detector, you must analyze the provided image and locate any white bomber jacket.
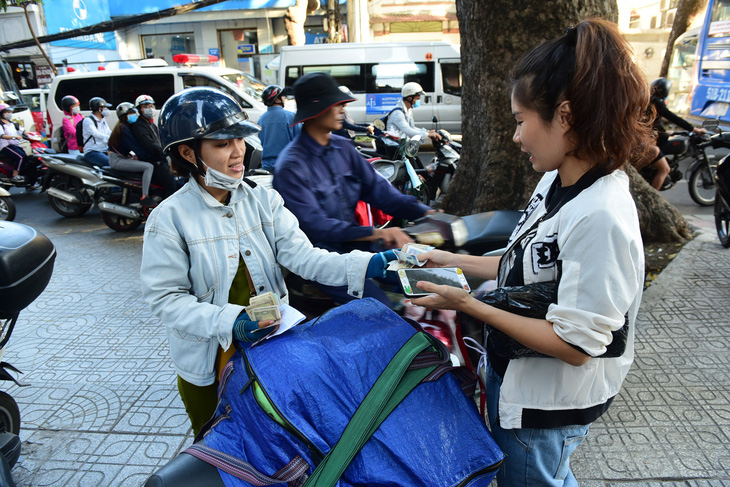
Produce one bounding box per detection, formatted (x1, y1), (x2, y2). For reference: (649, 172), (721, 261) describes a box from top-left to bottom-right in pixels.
(140, 178), (372, 387)
(494, 169), (644, 429)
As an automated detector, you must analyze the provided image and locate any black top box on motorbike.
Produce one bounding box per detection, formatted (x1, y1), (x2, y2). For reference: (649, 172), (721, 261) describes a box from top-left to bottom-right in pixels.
(0, 222), (56, 318)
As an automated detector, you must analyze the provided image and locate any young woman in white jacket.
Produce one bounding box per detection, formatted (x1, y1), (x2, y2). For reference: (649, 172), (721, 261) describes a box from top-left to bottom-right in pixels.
(411, 19), (652, 486)
(140, 87), (395, 435)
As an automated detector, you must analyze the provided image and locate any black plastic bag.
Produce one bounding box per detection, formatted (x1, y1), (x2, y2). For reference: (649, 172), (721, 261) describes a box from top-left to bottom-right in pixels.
(481, 281), (628, 360)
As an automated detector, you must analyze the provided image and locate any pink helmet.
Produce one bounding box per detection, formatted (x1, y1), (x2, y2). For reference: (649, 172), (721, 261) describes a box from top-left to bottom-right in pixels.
(0, 103), (10, 113)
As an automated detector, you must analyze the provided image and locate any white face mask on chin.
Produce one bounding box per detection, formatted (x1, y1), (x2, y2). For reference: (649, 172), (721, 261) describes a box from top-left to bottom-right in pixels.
(199, 157), (243, 191)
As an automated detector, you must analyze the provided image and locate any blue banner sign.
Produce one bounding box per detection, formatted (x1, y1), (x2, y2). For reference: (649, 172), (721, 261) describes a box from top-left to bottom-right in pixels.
(106, 0), (294, 16)
(366, 94), (401, 115)
(45, 0), (117, 50)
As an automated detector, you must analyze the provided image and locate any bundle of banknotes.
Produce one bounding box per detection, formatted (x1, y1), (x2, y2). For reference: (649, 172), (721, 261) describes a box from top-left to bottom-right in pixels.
(387, 242), (435, 271)
(245, 292), (282, 322)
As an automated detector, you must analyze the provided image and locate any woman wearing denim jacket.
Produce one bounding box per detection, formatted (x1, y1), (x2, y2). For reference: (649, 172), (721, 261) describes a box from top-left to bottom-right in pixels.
(140, 87), (395, 435)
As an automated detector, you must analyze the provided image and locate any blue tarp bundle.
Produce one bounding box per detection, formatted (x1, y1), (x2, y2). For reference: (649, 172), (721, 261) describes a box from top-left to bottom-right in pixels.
(203, 298), (503, 486)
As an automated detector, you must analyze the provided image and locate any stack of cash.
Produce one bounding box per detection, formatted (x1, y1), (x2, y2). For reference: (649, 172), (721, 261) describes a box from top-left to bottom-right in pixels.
(387, 242), (435, 271)
(245, 292), (282, 322)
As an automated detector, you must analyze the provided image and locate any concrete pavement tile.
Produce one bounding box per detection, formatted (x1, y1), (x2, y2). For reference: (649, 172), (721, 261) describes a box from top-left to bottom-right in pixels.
(112, 385), (191, 435)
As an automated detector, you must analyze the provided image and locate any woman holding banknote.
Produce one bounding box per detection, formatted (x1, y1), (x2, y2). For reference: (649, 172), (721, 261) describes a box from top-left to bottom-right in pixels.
(139, 87), (395, 435)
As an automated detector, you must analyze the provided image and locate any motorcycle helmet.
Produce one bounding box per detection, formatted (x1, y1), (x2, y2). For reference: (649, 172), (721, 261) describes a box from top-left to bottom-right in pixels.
(116, 102), (136, 119)
(135, 94), (155, 108)
(159, 87), (260, 156)
(401, 82), (426, 99)
(89, 97), (112, 113)
(0, 103), (10, 113)
(651, 78), (672, 100)
(261, 85), (283, 107)
(61, 95), (80, 114)
(339, 86), (355, 98)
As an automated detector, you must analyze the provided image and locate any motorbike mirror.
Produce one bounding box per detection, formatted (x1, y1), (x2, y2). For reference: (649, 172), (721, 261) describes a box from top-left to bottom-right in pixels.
(703, 119), (720, 132)
(373, 119), (385, 131)
(432, 116), (438, 123)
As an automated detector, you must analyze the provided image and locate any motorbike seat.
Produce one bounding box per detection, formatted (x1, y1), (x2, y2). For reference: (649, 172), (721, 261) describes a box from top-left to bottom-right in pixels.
(659, 135), (689, 156)
(102, 167), (145, 181)
(144, 439), (224, 487)
(461, 210), (524, 255)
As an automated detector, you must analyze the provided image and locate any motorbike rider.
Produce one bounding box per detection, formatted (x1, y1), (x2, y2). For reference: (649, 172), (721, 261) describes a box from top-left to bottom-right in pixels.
(107, 102), (156, 206)
(273, 72), (435, 307)
(140, 86), (395, 434)
(82, 96), (112, 167)
(0, 103), (28, 183)
(333, 85), (377, 141)
(384, 82), (441, 146)
(647, 77), (707, 190)
(257, 85), (300, 171)
(129, 94), (178, 197)
(61, 95), (84, 156)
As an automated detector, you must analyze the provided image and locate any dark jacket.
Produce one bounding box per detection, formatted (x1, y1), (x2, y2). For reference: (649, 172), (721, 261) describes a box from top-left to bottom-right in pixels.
(130, 117), (165, 163)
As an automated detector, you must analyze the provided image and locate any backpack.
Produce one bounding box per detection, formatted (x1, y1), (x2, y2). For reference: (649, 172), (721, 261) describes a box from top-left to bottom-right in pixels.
(76, 115), (98, 150)
(378, 106), (404, 129)
(52, 121), (68, 153)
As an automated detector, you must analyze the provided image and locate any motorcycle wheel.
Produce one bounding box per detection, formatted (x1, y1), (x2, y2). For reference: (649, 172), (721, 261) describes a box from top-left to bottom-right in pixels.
(48, 175), (92, 217)
(0, 196), (15, 222)
(715, 195), (730, 248)
(688, 164), (716, 206)
(100, 194), (142, 232)
(0, 391), (20, 435)
(404, 178), (432, 206)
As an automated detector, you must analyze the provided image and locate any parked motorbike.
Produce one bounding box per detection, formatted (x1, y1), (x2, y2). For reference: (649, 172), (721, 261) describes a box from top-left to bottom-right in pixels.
(0, 221), (57, 486)
(424, 129), (461, 202)
(0, 187), (15, 222)
(641, 130), (719, 206)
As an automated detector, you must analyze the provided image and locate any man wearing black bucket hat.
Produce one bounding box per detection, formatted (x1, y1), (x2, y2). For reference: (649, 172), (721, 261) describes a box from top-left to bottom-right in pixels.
(273, 72), (434, 307)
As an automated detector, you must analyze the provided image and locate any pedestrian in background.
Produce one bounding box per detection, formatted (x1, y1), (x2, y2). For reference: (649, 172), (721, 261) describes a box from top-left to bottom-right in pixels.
(410, 18), (648, 485)
(61, 95), (83, 156)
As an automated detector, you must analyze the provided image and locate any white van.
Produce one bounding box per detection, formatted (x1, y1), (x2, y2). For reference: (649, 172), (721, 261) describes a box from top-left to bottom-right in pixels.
(277, 41), (462, 133)
(47, 59), (267, 143)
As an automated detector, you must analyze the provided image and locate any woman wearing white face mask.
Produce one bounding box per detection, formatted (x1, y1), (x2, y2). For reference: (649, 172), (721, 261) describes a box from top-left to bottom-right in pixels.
(82, 96), (112, 167)
(384, 82), (441, 144)
(61, 95), (84, 156)
(140, 87), (397, 435)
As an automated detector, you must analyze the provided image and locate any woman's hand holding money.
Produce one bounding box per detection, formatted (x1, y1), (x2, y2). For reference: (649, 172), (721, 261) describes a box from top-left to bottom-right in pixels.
(233, 311), (277, 343)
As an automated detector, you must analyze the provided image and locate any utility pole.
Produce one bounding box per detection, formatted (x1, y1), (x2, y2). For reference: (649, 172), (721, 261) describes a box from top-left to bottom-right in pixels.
(346, 0), (370, 43)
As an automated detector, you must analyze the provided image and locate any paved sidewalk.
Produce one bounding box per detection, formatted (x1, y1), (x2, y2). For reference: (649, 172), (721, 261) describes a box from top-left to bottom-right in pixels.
(3, 209), (729, 485)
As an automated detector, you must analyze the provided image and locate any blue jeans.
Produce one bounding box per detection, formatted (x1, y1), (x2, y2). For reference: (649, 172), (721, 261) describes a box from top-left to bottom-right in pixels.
(83, 150), (109, 167)
(485, 360), (589, 486)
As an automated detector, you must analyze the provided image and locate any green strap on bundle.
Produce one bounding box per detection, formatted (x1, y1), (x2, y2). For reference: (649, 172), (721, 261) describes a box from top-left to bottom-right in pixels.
(302, 332), (440, 487)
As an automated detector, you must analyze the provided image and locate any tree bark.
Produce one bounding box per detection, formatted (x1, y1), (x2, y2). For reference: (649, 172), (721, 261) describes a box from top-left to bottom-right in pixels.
(625, 165), (692, 242)
(659, 0), (707, 78)
(449, 0), (689, 244)
(446, 0), (618, 216)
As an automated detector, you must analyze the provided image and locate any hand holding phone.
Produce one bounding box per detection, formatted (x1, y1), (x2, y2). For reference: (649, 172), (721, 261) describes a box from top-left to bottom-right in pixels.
(397, 267), (470, 298)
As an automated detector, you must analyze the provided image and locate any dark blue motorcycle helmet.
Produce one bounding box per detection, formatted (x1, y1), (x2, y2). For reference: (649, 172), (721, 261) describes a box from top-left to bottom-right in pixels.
(651, 78), (671, 100)
(159, 87), (261, 177)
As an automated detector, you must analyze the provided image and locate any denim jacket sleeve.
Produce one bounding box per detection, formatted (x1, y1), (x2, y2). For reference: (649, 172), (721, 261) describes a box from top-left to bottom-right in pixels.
(265, 187), (372, 296)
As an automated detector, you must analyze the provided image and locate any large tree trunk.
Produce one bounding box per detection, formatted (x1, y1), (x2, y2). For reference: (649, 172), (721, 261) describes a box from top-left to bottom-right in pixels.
(446, 0), (618, 216)
(658, 0), (707, 78)
(448, 0), (689, 244)
(285, 0), (320, 45)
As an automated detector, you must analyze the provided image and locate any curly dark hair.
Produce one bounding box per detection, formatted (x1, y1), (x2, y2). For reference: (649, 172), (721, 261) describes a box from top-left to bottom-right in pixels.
(510, 18), (655, 172)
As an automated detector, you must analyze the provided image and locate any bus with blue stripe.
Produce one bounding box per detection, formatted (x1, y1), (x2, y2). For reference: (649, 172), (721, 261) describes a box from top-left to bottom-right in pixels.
(689, 0), (730, 127)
